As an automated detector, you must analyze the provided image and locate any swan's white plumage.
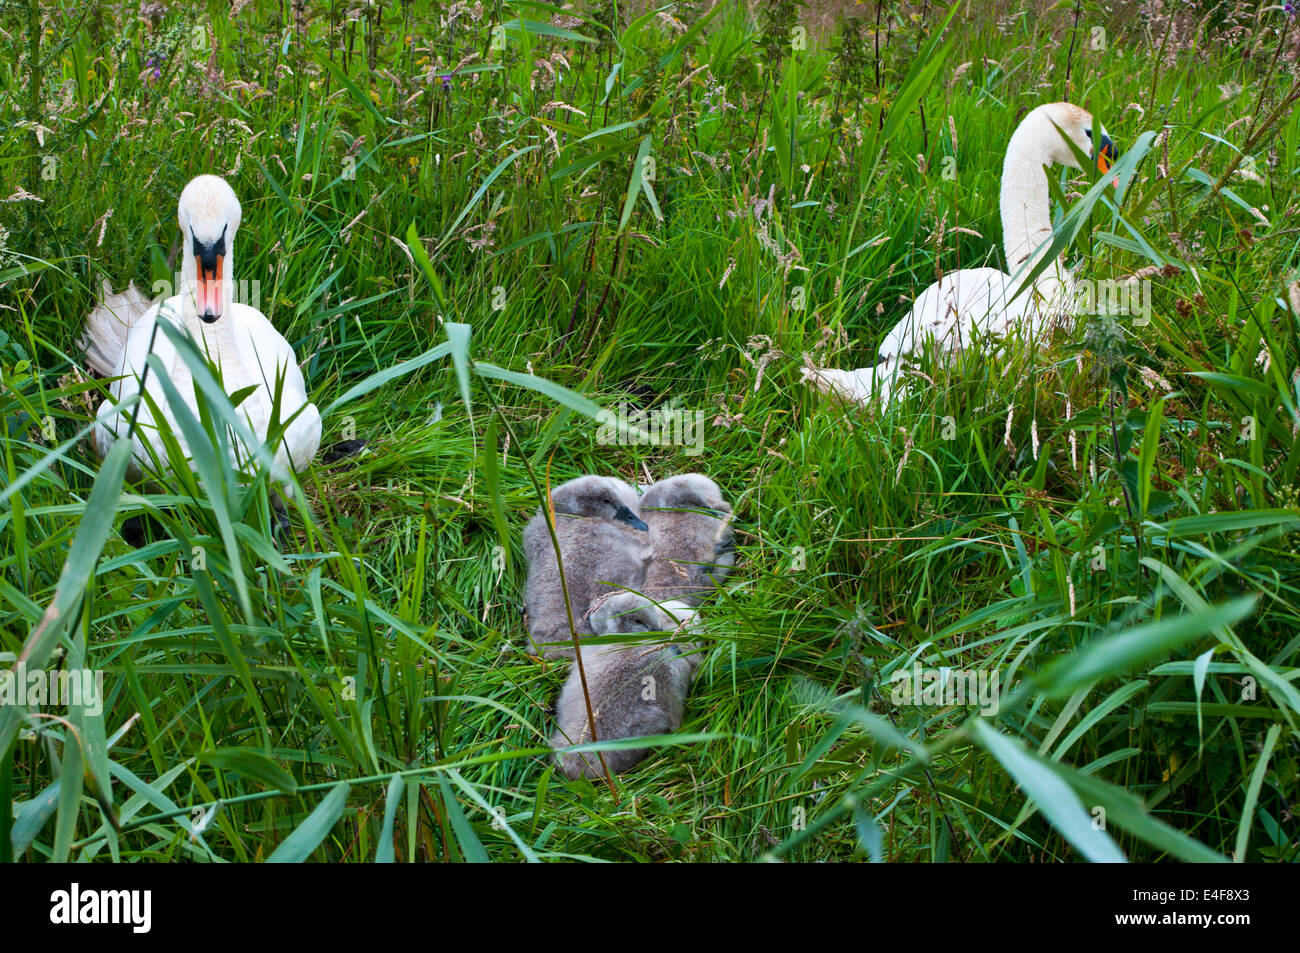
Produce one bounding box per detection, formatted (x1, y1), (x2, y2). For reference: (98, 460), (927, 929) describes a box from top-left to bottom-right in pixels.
(85, 175), (321, 489)
(804, 102), (1110, 408)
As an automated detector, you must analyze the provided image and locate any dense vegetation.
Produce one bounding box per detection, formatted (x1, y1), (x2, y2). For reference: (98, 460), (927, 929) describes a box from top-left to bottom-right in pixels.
(2, 0), (1298, 862)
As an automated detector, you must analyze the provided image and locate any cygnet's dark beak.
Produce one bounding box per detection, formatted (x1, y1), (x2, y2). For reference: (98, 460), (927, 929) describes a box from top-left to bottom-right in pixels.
(615, 505), (649, 531)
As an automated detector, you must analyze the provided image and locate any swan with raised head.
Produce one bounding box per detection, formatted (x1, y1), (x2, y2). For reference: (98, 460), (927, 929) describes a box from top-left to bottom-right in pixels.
(83, 174), (321, 491)
(803, 102), (1117, 407)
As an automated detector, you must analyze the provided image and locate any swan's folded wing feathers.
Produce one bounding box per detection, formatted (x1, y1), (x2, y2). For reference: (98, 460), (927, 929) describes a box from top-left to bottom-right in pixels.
(800, 355), (895, 407)
(232, 304), (311, 400)
(80, 281), (156, 378)
(229, 303), (322, 478)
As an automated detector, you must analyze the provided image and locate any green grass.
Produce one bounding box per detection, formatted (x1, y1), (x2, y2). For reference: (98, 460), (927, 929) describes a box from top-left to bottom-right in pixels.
(1, 0), (1298, 862)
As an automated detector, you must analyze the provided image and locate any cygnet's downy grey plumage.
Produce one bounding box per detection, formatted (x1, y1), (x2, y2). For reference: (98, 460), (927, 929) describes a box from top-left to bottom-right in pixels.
(522, 475), (652, 660)
(639, 473), (735, 606)
(551, 593), (702, 779)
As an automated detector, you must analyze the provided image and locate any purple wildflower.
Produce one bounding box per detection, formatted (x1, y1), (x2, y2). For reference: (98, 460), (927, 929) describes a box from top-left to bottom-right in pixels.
(441, 74), (452, 92)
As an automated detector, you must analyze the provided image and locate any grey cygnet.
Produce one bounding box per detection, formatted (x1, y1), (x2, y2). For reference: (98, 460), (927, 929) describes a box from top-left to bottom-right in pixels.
(639, 473), (735, 606)
(522, 475), (652, 659)
(551, 592), (702, 779)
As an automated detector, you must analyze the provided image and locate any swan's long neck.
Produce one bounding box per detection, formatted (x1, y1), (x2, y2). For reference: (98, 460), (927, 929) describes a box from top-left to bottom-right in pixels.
(177, 236), (238, 355)
(1000, 117), (1073, 307)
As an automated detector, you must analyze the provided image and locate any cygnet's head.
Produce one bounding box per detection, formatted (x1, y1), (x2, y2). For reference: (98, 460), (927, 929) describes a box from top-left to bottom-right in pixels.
(548, 475), (648, 530)
(177, 175), (241, 324)
(640, 473), (732, 517)
(1033, 102), (1118, 174)
(590, 592), (667, 635)
(590, 592), (698, 635)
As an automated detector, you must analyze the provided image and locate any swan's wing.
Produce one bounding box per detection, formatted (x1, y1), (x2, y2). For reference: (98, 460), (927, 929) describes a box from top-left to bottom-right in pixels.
(91, 298), (181, 465)
(891, 268), (1019, 356)
(804, 267), (1051, 411)
(80, 281), (157, 378)
(114, 298), (182, 392)
(801, 365), (884, 404)
(229, 304), (310, 399)
(800, 354), (899, 407)
(230, 304), (321, 476)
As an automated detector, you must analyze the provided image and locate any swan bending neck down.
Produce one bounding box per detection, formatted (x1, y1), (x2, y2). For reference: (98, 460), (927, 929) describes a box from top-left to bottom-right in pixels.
(83, 174), (321, 493)
(803, 102), (1117, 407)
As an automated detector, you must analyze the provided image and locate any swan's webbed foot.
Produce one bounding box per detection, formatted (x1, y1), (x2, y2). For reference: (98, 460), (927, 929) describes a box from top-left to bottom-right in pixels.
(270, 494), (292, 541)
(120, 515), (145, 548)
(322, 439), (367, 464)
(120, 511), (172, 548)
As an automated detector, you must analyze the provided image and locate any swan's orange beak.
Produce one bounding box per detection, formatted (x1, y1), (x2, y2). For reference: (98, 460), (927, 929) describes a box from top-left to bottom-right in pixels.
(196, 253), (224, 323)
(1097, 134), (1118, 175)
(190, 223), (229, 323)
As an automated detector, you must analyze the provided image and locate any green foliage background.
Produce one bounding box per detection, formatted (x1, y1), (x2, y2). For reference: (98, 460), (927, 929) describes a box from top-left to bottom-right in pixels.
(1, 0), (1297, 862)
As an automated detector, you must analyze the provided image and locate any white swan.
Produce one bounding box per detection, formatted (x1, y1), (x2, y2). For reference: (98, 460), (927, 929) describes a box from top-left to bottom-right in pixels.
(83, 174), (321, 492)
(803, 102), (1117, 407)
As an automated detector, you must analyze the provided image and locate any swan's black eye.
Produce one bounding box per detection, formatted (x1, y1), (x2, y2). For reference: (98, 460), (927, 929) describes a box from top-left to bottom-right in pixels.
(1085, 128), (1092, 139)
